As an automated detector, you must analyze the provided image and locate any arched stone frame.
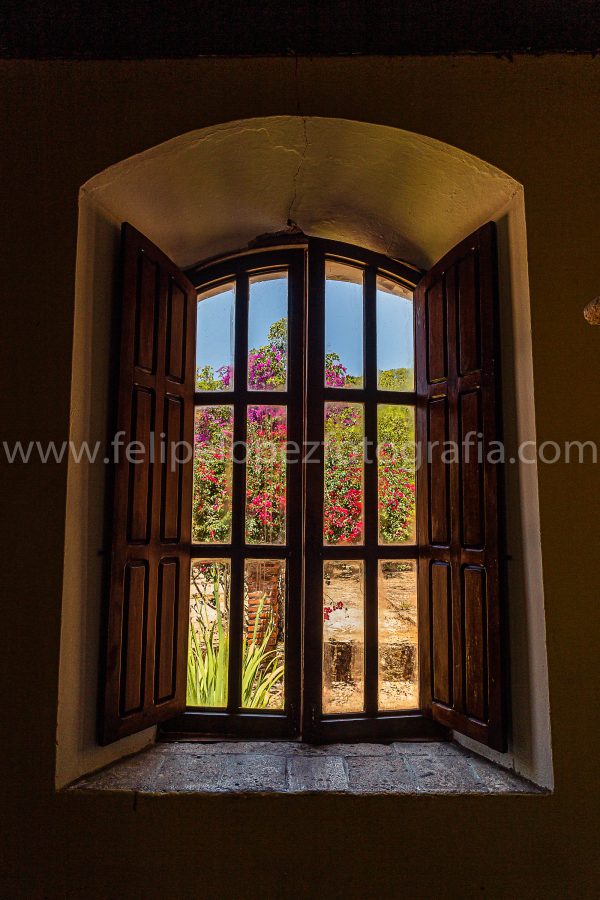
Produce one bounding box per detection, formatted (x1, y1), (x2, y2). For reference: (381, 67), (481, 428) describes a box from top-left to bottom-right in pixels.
(57, 116), (553, 789)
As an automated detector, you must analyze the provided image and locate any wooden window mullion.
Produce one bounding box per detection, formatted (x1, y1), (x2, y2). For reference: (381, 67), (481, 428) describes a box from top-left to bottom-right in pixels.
(444, 262), (465, 716)
(363, 265), (379, 717)
(227, 271), (249, 714)
(303, 244), (326, 736)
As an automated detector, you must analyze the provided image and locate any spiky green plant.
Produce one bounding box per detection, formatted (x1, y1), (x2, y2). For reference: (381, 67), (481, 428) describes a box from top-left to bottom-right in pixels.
(187, 569), (229, 707)
(240, 592), (285, 708)
(187, 573), (284, 709)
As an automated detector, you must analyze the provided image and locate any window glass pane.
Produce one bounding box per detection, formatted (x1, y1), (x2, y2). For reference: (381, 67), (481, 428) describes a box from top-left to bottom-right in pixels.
(324, 402), (364, 545)
(378, 404), (416, 544)
(246, 405), (287, 545)
(377, 275), (414, 391)
(193, 406), (233, 543)
(242, 559), (286, 710)
(378, 560), (419, 710)
(196, 282), (235, 391)
(187, 559), (231, 708)
(325, 261), (364, 388)
(322, 561), (365, 714)
(248, 271), (288, 391)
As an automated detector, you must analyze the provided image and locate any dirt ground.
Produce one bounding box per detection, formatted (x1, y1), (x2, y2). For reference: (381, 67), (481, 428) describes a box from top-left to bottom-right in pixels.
(323, 561), (419, 712)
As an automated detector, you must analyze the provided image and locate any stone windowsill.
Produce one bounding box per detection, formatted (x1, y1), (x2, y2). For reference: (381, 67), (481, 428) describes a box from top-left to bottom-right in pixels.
(69, 740), (545, 795)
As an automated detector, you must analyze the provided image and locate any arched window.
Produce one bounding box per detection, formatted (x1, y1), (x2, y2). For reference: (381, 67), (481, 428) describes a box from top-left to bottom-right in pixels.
(101, 225), (504, 750)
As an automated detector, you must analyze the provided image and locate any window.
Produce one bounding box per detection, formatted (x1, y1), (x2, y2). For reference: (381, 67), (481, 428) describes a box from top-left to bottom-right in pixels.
(100, 224), (505, 752)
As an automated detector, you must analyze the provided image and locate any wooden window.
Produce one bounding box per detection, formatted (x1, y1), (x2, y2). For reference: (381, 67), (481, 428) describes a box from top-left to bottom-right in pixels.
(100, 225), (196, 744)
(100, 223), (505, 751)
(415, 224), (505, 750)
(179, 248), (305, 738)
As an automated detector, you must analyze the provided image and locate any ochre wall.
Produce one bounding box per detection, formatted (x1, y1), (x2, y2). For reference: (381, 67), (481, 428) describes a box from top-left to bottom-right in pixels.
(1, 57), (599, 897)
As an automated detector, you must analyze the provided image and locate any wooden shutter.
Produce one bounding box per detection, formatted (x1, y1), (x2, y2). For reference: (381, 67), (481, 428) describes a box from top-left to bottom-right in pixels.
(415, 222), (505, 751)
(100, 223), (196, 744)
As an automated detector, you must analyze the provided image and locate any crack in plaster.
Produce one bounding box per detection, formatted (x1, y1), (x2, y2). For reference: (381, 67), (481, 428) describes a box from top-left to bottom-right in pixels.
(287, 116), (309, 225)
(80, 115), (522, 271)
(82, 123), (303, 202)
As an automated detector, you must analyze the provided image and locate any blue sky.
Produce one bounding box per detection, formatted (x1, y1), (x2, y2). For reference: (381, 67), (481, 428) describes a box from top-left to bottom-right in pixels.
(196, 276), (414, 376)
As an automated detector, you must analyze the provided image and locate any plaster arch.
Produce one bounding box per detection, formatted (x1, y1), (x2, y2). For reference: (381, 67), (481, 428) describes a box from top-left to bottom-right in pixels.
(80, 116), (520, 271)
(58, 116), (552, 789)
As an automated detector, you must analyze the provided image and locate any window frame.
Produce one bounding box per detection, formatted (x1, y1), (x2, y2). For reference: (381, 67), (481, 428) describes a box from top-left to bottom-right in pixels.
(170, 247), (305, 739)
(162, 237), (448, 742)
(303, 239), (443, 742)
(100, 223), (508, 754)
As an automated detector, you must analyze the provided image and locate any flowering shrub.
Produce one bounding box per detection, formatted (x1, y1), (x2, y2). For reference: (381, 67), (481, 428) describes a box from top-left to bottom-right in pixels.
(323, 392), (415, 545)
(194, 320), (288, 544)
(324, 402), (364, 544)
(245, 405), (287, 544)
(193, 318), (415, 546)
(192, 404), (233, 543)
(323, 600), (345, 622)
(249, 318), (287, 390)
(325, 352), (350, 388)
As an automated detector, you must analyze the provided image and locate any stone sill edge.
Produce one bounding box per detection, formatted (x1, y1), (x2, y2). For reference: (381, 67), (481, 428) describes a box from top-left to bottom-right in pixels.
(64, 741), (547, 797)
(68, 784), (547, 797)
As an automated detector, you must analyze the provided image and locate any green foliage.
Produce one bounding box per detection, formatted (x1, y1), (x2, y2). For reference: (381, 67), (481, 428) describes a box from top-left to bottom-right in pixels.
(187, 568), (228, 706)
(244, 407), (287, 544)
(196, 364), (226, 392)
(247, 317), (287, 390)
(323, 389), (416, 544)
(378, 367), (413, 392)
(267, 317), (287, 353)
(190, 335), (417, 707)
(240, 591), (285, 709)
(187, 564), (284, 709)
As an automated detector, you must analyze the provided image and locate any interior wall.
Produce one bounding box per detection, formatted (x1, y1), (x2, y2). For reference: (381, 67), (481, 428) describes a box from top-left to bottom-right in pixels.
(455, 197), (551, 781)
(57, 116), (551, 790)
(2, 57), (600, 897)
(56, 195), (156, 789)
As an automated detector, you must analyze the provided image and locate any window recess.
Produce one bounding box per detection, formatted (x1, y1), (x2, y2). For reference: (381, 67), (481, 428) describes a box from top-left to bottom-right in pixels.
(100, 225), (505, 752)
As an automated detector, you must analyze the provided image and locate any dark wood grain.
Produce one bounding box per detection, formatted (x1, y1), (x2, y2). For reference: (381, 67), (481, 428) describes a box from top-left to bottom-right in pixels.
(154, 558), (179, 703)
(431, 561), (452, 706)
(428, 397), (450, 545)
(459, 390), (484, 548)
(160, 396), (184, 542)
(415, 222), (506, 752)
(426, 280), (447, 383)
(120, 561), (148, 715)
(100, 223), (196, 744)
(457, 253), (481, 375)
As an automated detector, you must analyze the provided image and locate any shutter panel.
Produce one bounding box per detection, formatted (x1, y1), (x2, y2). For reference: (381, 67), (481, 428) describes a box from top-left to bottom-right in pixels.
(415, 222), (505, 751)
(101, 223), (196, 744)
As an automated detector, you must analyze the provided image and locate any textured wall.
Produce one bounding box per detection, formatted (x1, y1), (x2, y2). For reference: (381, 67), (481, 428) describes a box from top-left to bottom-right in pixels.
(2, 57), (600, 897)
